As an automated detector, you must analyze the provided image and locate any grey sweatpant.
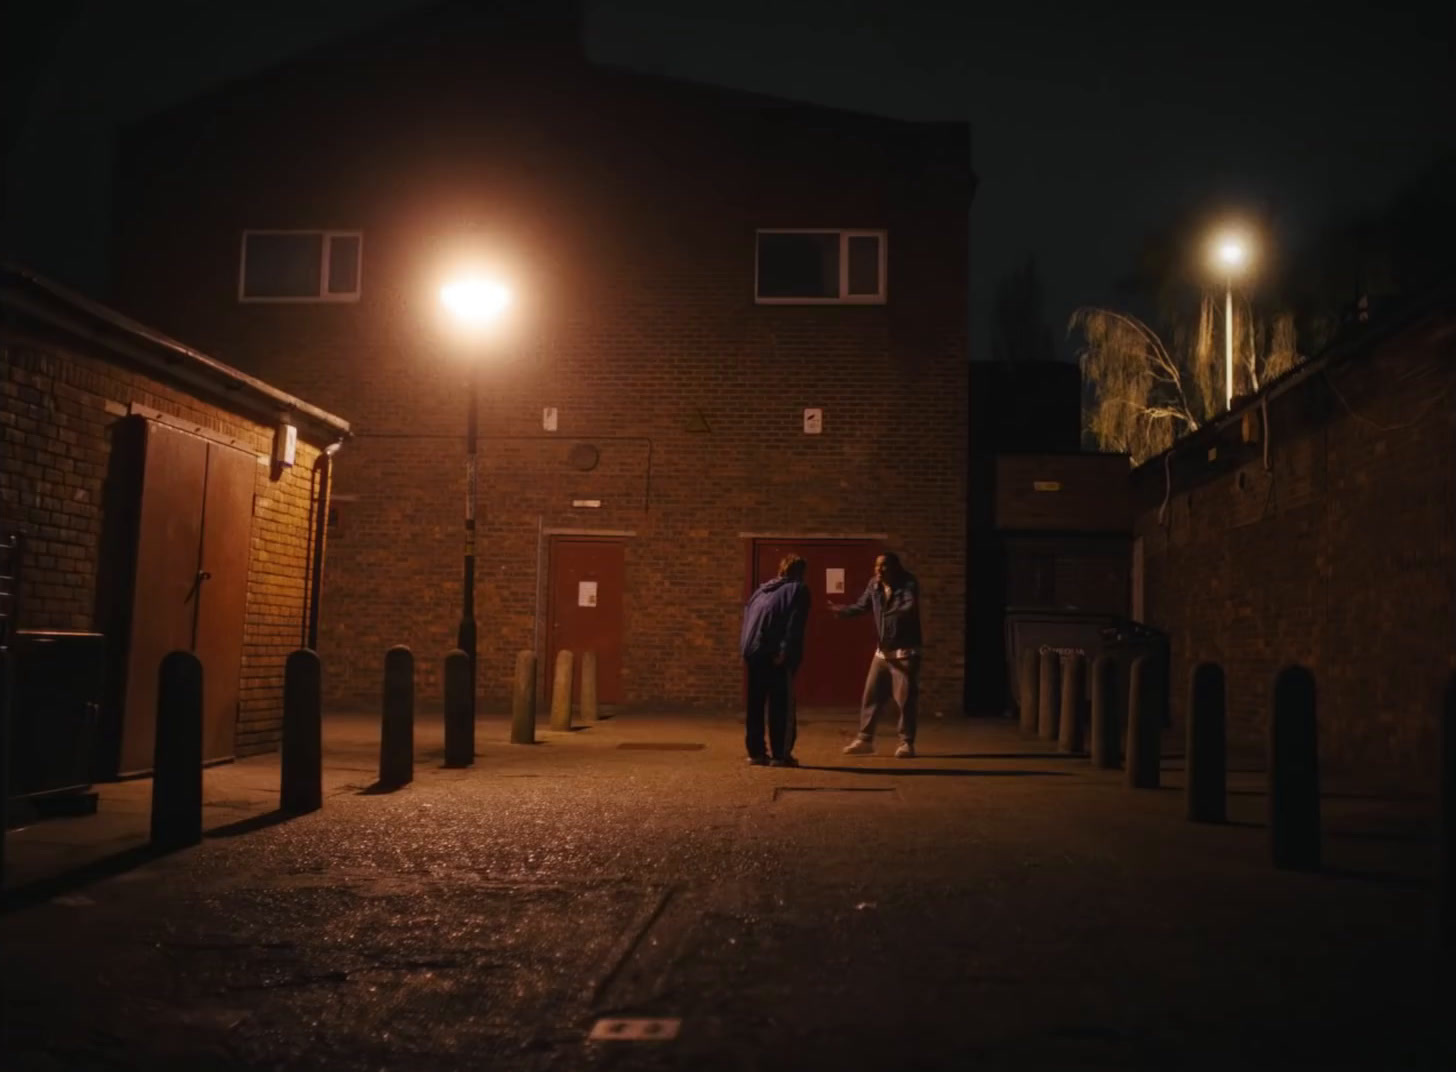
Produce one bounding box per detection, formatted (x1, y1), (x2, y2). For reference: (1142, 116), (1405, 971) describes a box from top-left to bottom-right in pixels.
(856, 653), (920, 744)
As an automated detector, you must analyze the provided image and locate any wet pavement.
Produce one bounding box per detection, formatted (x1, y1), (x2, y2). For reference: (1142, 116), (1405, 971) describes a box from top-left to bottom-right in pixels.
(1, 708), (1450, 1070)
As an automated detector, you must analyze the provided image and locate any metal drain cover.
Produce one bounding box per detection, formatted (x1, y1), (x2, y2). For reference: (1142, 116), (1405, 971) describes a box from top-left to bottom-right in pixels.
(589, 1018), (681, 1041)
(617, 743), (705, 751)
(774, 786), (899, 801)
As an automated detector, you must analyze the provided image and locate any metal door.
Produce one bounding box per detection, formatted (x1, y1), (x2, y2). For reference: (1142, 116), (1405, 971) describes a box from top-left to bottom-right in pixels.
(195, 441), (255, 763)
(546, 538), (625, 707)
(118, 421), (207, 774)
(750, 539), (883, 708)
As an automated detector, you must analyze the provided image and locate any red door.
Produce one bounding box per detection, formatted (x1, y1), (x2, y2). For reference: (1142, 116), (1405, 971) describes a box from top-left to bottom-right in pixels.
(547, 538), (625, 707)
(749, 539), (883, 707)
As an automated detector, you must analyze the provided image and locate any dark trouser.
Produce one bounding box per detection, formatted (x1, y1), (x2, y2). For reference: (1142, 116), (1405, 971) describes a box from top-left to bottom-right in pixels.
(856, 653), (920, 745)
(745, 656), (797, 760)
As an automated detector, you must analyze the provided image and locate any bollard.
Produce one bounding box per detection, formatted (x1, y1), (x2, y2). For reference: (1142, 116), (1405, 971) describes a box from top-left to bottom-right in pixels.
(1017, 646), (1039, 737)
(379, 646), (414, 788)
(1441, 672), (1456, 959)
(1089, 656), (1119, 769)
(1269, 665), (1320, 871)
(1186, 662), (1227, 823)
(1037, 650), (1060, 742)
(443, 649), (473, 768)
(280, 648), (323, 814)
(1124, 655), (1162, 789)
(549, 649), (575, 732)
(0, 647), (12, 882)
(511, 650), (537, 744)
(1057, 654), (1086, 754)
(580, 651), (599, 724)
(151, 650), (204, 850)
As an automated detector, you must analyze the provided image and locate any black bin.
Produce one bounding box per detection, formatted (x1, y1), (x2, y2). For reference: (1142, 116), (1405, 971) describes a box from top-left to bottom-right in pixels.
(6, 630), (105, 807)
(1097, 620), (1170, 728)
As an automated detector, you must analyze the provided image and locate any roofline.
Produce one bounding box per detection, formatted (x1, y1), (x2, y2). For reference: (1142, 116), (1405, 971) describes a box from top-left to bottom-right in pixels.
(1132, 274), (1456, 475)
(0, 264), (351, 444)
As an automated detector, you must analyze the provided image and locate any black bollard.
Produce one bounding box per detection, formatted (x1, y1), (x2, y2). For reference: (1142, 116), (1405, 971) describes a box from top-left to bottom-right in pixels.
(280, 648), (323, 814)
(1124, 655), (1162, 789)
(1037, 650), (1060, 742)
(1270, 665), (1320, 871)
(443, 649), (473, 768)
(1089, 656), (1119, 770)
(1057, 654), (1086, 753)
(1018, 646), (1039, 737)
(0, 647), (11, 881)
(379, 646), (414, 788)
(151, 650), (204, 850)
(1439, 672), (1455, 958)
(1186, 662), (1227, 823)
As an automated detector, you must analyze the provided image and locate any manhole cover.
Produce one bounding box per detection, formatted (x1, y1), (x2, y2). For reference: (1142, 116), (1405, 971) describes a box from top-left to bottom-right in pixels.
(773, 787), (899, 801)
(617, 743), (705, 751)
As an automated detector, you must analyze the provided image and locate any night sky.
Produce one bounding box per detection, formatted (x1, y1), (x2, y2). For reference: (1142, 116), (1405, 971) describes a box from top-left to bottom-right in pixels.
(4, 0), (1453, 360)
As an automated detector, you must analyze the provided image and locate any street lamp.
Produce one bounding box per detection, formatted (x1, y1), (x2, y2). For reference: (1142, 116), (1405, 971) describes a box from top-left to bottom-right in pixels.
(1210, 231), (1251, 411)
(439, 273), (512, 723)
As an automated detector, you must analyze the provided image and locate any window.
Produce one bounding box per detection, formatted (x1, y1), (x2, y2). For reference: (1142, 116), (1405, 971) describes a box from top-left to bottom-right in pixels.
(239, 230), (363, 302)
(755, 229), (886, 304)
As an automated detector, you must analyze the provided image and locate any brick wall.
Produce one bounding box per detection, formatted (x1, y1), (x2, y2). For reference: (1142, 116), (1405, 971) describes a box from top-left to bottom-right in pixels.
(0, 322), (330, 755)
(111, 22), (971, 716)
(1131, 305), (1456, 790)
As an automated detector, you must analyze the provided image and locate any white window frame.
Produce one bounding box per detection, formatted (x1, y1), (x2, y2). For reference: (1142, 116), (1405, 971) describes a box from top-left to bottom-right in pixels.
(754, 228), (887, 305)
(239, 229), (364, 303)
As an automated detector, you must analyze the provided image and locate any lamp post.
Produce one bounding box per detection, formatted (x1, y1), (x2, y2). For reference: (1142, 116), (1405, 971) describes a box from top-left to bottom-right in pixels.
(439, 275), (512, 720)
(1212, 234), (1249, 411)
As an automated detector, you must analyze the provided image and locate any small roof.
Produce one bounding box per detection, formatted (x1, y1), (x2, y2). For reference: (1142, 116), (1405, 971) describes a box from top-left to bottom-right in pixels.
(1, 263), (351, 444)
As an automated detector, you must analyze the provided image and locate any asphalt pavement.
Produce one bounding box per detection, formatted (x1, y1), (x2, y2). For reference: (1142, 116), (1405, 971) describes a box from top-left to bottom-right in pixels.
(1, 707), (1450, 1070)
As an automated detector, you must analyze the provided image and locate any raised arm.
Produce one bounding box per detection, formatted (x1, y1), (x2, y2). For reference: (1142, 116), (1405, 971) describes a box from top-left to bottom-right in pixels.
(832, 577), (877, 618)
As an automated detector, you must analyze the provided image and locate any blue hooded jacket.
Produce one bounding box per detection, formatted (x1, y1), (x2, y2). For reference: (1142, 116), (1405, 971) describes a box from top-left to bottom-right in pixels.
(739, 577), (810, 670)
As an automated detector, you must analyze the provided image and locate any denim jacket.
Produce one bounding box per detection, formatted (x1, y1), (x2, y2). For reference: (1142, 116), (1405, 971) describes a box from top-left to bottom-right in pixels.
(838, 571), (922, 653)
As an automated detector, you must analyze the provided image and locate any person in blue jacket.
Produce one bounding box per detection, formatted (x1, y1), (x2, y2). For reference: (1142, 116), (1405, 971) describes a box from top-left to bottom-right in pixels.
(740, 554), (811, 767)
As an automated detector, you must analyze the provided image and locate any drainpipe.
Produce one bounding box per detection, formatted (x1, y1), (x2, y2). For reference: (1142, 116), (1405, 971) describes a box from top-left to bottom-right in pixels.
(306, 441), (342, 651)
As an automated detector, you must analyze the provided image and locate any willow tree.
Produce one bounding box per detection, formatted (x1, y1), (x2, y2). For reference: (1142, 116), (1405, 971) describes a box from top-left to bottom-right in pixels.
(1072, 297), (1300, 464)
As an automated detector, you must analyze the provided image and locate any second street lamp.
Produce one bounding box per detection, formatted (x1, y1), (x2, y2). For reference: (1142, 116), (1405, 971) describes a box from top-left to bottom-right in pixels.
(439, 275), (512, 728)
(1211, 232), (1251, 411)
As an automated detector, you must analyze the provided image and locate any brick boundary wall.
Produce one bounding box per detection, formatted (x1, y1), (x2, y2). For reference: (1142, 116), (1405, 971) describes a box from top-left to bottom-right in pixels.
(1, 326), (333, 756)
(1131, 305), (1456, 791)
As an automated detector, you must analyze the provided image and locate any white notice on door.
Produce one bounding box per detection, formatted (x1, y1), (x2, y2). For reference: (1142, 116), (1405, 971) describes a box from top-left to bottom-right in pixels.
(825, 568), (845, 594)
(578, 580), (598, 607)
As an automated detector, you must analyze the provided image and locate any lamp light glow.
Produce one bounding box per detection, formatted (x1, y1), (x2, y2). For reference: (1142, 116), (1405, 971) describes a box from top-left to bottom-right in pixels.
(440, 277), (512, 328)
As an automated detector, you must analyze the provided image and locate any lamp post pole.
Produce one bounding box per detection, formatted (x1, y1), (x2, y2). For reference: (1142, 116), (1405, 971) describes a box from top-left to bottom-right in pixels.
(460, 362), (479, 721)
(1225, 276), (1235, 411)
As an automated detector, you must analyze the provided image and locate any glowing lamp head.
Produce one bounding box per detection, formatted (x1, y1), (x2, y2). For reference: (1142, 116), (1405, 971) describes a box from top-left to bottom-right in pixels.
(440, 277), (512, 330)
(1217, 240), (1246, 269)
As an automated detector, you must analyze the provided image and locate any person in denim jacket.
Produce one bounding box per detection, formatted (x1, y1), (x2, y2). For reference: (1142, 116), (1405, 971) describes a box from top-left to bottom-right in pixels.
(740, 554), (811, 767)
(830, 552), (922, 759)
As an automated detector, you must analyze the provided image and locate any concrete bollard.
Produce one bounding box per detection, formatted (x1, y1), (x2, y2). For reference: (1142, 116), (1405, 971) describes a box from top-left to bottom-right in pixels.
(1057, 654), (1086, 754)
(580, 651), (599, 724)
(1017, 646), (1039, 737)
(1124, 655), (1162, 789)
(1269, 665), (1320, 871)
(511, 650), (537, 744)
(1089, 656), (1119, 769)
(443, 648), (473, 768)
(151, 650), (204, 850)
(549, 649), (575, 732)
(1037, 650), (1060, 742)
(379, 646), (414, 789)
(1441, 672), (1456, 959)
(280, 648), (323, 814)
(1186, 662), (1227, 823)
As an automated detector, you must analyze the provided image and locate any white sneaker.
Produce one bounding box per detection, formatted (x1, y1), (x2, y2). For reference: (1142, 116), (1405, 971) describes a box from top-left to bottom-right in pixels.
(842, 738), (874, 756)
(894, 742), (916, 759)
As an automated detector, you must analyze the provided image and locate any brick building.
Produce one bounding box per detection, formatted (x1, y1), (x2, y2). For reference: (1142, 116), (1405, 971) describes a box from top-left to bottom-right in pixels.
(110, 2), (973, 716)
(1, 266), (349, 772)
(1131, 279), (1456, 789)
